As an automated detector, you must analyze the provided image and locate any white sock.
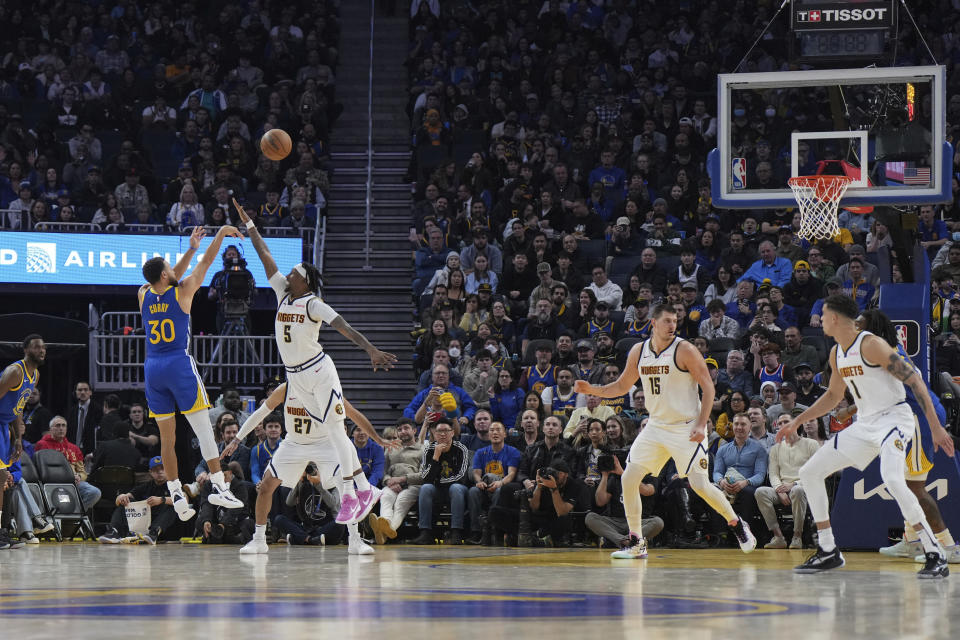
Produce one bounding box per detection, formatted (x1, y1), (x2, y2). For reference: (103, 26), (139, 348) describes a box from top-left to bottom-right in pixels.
(347, 523), (359, 538)
(818, 527), (836, 552)
(254, 524), (266, 539)
(353, 473), (371, 492)
(936, 530), (956, 548)
(916, 525), (941, 555)
(903, 523), (920, 542)
(210, 471), (226, 489)
(167, 479), (183, 496)
(341, 481), (356, 497)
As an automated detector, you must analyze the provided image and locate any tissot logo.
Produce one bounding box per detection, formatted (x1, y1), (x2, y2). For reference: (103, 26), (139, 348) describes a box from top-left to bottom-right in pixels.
(796, 8), (888, 22)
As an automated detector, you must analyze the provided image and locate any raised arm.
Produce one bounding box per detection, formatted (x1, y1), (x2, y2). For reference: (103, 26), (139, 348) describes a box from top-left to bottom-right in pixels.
(232, 197), (278, 278)
(573, 342), (641, 397)
(172, 226), (204, 280)
(864, 335), (956, 456)
(180, 224), (243, 297)
(780, 346), (846, 441)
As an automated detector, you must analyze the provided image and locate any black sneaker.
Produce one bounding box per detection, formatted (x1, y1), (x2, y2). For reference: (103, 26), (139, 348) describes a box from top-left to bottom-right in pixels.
(465, 531), (483, 545)
(0, 529), (24, 550)
(410, 530), (435, 545)
(97, 527), (123, 544)
(917, 552), (950, 579)
(448, 529), (463, 545)
(794, 546), (845, 573)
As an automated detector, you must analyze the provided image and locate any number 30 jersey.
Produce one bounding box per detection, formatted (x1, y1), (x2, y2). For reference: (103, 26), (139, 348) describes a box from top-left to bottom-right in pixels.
(636, 337), (701, 425)
(270, 272), (339, 367)
(141, 285), (190, 356)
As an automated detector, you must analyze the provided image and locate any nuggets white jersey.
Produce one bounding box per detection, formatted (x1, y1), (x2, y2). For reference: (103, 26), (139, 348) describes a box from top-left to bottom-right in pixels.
(835, 330), (906, 418)
(269, 272), (339, 367)
(636, 337), (700, 425)
(280, 386), (332, 445)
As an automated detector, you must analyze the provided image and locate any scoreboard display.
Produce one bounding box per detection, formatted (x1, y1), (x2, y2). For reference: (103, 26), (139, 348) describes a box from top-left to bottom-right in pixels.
(791, 0), (896, 63)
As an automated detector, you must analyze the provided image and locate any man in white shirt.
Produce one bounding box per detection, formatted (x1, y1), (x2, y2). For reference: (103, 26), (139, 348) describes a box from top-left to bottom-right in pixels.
(587, 265), (624, 310)
(756, 413), (820, 549)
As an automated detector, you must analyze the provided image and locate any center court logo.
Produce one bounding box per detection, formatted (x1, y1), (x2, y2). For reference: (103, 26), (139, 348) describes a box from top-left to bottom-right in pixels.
(25, 242), (56, 274)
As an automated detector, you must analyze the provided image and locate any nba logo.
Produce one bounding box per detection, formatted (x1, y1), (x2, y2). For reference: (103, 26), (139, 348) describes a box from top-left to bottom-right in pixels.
(732, 158), (746, 190)
(25, 242), (56, 274)
(895, 324), (908, 353)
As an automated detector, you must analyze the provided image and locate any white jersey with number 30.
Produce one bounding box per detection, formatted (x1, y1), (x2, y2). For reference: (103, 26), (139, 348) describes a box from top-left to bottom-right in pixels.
(636, 337), (700, 425)
(835, 331), (906, 418)
(269, 272), (339, 366)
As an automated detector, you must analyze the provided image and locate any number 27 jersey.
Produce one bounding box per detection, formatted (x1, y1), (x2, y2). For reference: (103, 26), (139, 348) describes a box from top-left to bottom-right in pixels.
(637, 337), (701, 425)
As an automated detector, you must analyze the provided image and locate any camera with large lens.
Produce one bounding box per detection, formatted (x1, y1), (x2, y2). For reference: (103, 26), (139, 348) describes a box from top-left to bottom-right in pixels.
(539, 467), (557, 481)
(222, 254), (253, 317)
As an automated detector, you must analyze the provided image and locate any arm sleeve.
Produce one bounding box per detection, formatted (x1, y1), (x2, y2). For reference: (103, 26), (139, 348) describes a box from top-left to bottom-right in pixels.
(269, 272), (289, 301)
(307, 296), (339, 324)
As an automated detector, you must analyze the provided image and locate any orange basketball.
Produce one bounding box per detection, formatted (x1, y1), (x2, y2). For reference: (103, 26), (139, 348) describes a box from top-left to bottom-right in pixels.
(260, 129), (292, 161)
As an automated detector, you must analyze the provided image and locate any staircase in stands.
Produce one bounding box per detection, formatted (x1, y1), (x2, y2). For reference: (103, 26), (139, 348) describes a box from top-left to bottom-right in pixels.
(322, 2), (414, 428)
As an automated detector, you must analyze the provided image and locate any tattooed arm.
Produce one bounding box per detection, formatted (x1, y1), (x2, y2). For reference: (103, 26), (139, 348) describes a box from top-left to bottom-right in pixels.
(862, 335), (955, 456)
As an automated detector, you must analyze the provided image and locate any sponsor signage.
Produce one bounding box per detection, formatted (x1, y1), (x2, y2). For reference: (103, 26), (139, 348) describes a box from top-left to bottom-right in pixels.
(0, 232), (302, 287)
(792, 1), (894, 30)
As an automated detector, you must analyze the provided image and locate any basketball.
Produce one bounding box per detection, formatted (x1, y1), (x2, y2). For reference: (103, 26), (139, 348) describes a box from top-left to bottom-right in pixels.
(260, 128), (292, 161)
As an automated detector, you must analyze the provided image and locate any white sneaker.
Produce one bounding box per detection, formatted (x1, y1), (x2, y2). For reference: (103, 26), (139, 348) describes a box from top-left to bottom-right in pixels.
(240, 537), (269, 555)
(789, 537), (804, 549)
(611, 534), (647, 559)
(23, 533), (39, 545)
(172, 492), (196, 521)
(208, 483), (244, 509)
(879, 539), (923, 558)
(348, 536), (375, 555)
(914, 544), (960, 564)
(732, 518), (757, 553)
(764, 535), (787, 549)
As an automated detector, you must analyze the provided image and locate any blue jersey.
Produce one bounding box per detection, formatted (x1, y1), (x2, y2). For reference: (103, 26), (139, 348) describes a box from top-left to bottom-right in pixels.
(759, 363), (785, 389)
(0, 359), (36, 424)
(141, 285), (190, 356)
(899, 345), (944, 476)
(0, 359), (36, 467)
(523, 365), (557, 395)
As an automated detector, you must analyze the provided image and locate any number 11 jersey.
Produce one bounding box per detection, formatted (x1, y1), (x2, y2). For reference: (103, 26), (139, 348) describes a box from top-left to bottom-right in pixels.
(637, 337), (701, 426)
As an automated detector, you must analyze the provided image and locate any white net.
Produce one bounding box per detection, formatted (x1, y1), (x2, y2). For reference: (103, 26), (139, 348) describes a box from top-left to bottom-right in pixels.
(788, 175), (852, 241)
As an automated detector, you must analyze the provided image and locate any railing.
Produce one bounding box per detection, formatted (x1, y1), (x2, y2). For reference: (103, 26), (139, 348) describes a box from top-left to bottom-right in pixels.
(33, 221), (102, 232)
(363, 0), (375, 271)
(89, 309), (282, 393)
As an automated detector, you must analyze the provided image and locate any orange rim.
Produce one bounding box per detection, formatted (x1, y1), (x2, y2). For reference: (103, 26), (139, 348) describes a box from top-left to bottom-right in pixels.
(788, 175), (852, 201)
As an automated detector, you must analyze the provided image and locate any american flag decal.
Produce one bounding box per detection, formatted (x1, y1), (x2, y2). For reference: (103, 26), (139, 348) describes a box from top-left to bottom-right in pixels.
(903, 166), (931, 185)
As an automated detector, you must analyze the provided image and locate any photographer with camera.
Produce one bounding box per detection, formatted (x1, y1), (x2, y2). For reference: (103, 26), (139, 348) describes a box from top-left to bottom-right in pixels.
(585, 452), (664, 548)
(207, 245), (257, 334)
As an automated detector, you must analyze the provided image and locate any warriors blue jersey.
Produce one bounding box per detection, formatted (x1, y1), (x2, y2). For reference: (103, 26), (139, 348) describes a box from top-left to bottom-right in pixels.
(141, 285), (190, 356)
(140, 284), (209, 418)
(549, 386), (579, 416)
(524, 365), (557, 395)
(585, 319), (616, 337)
(0, 359), (36, 467)
(624, 319), (652, 339)
(758, 363), (785, 389)
(899, 345), (944, 476)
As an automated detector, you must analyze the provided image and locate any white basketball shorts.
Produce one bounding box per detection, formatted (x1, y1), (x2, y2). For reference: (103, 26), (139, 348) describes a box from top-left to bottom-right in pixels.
(832, 402), (915, 471)
(627, 420), (710, 478)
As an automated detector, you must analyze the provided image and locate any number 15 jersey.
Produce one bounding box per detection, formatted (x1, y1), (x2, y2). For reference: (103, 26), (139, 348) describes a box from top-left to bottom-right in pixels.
(637, 337), (701, 425)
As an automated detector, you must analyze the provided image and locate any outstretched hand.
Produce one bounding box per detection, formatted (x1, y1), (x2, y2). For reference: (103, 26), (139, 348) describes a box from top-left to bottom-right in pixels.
(231, 197), (251, 225)
(221, 439), (239, 459)
(932, 424), (956, 457)
(219, 225), (244, 241)
(189, 226), (207, 250)
(369, 348), (398, 372)
(776, 419), (801, 443)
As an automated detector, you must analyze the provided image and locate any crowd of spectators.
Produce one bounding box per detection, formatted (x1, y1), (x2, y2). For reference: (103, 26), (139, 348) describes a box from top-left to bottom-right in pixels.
(0, 0), (341, 234)
(392, 0), (960, 547)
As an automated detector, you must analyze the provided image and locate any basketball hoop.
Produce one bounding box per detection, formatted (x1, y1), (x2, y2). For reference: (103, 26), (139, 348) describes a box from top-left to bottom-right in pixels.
(788, 175), (852, 241)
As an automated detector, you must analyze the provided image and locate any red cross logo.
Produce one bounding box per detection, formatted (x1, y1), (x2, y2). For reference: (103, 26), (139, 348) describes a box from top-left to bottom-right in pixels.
(809, 10), (821, 21)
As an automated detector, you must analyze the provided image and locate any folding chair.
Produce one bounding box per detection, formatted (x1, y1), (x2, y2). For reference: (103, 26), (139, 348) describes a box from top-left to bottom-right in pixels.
(33, 450), (96, 541)
(19, 455), (58, 541)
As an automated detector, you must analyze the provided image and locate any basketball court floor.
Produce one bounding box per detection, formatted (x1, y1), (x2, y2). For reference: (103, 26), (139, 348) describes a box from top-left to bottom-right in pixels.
(0, 544), (954, 639)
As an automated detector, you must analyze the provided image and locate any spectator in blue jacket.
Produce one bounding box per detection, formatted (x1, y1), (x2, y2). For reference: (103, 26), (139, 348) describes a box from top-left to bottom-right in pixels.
(414, 227), (449, 295)
(403, 364), (478, 431)
(353, 425), (385, 488)
(739, 241), (793, 288)
(489, 368), (526, 429)
(841, 257), (876, 311)
(713, 414), (767, 536)
(249, 412), (282, 486)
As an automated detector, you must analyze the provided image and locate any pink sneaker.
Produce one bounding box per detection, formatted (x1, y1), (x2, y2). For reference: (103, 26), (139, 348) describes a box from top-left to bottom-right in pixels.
(350, 487), (382, 525)
(336, 493), (359, 524)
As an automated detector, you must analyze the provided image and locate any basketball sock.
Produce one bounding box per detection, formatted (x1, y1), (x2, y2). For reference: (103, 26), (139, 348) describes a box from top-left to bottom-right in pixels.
(167, 479), (183, 495)
(210, 470), (226, 490)
(915, 523), (941, 555)
(353, 473), (371, 492)
(347, 523), (359, 538)
(936, 530), (956, 548)
(903, 522), (920, 543)
(341, 483), (357, 497)
(818, 527), (836, 552)
(254, 524), (266, 539)
(620, 464), (647, 535)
